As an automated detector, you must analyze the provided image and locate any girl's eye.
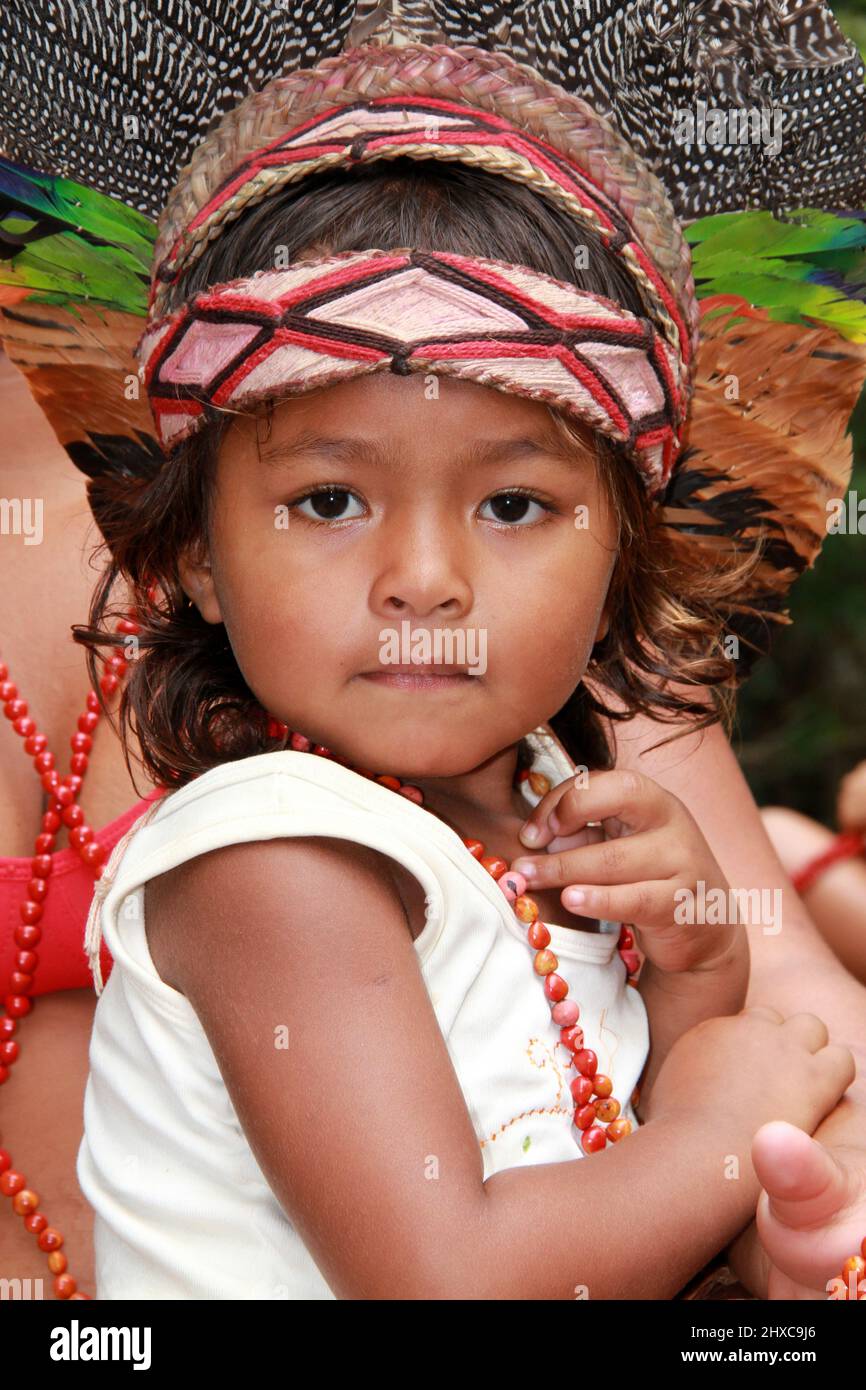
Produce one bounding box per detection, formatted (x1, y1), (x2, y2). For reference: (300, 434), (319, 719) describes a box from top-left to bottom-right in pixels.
(291, 486), (553, 527)
(293, 487), (365, 523)
(479, 491), (552, 526)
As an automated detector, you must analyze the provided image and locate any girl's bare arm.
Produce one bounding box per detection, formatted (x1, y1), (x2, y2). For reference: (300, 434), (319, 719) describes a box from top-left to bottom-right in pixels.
(143, 835), (808, 1300)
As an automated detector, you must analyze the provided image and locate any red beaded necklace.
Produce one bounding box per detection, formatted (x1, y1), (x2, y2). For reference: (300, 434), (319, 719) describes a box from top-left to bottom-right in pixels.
(273, 724), (641, 1154)
(0, 615), (139, 1300)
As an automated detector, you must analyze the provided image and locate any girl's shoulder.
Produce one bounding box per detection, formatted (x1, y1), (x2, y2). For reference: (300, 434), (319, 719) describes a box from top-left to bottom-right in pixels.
(89, 730), (581, 978)
(88, 749), (455, 986)
(96, 748), (445, 894)
(141, 747), (437, 845)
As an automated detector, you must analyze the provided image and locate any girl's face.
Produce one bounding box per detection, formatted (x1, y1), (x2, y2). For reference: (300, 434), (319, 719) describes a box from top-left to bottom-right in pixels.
(180, 373), (618, 778)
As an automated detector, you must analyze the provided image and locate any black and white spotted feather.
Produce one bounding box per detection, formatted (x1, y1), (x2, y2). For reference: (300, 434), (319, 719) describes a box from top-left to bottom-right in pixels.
(0, 1), (863, 223)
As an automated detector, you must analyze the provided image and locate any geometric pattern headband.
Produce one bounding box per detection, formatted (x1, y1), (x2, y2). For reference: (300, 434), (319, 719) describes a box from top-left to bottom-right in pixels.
(136, 247), (687, 494)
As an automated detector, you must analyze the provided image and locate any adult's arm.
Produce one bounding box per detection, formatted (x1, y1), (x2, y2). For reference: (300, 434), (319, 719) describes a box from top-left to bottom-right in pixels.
(609, 710), (866, 1124)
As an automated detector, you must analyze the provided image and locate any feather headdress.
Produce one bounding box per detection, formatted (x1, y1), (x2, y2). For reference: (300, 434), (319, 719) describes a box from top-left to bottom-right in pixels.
(1, 0), (865, 680)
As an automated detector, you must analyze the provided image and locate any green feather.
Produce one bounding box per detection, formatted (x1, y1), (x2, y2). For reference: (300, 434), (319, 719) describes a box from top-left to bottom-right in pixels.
(685, 208), (866, 342)
(0, 158), (156, 316)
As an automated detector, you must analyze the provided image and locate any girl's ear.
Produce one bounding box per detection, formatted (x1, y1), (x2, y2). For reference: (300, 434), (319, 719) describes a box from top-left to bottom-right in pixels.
(593, 595), (611, 645)
(178, 543), (223, 624)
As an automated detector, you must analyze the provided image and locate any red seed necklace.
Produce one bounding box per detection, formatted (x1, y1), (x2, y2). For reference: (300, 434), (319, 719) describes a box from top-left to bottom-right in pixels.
(0, 616), (139, 1300)
(273, 723), (641, 1153)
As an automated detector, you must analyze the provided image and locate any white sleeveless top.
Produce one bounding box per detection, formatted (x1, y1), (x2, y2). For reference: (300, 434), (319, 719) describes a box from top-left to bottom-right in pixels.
(76, 726), (649, 1299)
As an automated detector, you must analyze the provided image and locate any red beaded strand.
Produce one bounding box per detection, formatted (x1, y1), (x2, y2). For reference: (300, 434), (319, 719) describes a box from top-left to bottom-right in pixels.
(0, 615), (140, 1300)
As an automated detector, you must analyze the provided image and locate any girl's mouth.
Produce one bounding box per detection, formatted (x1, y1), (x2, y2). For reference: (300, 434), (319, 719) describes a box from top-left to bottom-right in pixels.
(358, 669), (477, 691)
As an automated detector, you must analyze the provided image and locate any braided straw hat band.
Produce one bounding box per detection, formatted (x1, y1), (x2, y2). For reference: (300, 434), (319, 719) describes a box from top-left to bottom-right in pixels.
(151, 41), (699, 363)
(150, 97), (691, 383)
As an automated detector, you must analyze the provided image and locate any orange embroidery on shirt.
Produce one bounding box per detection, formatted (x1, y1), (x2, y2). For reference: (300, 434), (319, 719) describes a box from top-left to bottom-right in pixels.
(479, 1102), (573, 1148)
(478, 1036), (572, 1149)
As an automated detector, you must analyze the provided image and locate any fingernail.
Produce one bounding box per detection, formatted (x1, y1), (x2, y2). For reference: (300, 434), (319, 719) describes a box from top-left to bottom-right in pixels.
(512, 860), (537, 880)
(563, 888), (586, 908)
(520, 823), (541, 846)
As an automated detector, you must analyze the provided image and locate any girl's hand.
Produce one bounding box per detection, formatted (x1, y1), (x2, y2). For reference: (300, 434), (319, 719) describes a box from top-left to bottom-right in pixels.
(512, 768), (736, 974)
(641, 1007), (856, 1140)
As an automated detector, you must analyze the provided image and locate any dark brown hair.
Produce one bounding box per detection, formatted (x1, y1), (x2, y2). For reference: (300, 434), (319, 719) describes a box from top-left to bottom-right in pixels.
(74, 159), (747, 791)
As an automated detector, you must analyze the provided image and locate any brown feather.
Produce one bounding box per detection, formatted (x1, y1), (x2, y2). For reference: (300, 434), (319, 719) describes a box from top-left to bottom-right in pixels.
(0, 300), (155, 453)
(663, 299), (866, 624)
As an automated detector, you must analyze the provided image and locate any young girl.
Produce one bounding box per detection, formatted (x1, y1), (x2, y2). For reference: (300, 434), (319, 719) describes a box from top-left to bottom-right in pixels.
(68, 114), (855, 1297)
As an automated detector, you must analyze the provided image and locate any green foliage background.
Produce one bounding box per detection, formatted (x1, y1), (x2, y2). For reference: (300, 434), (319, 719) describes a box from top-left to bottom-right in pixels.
(733, 2), (866, 823)
(835, 1), (866, 58)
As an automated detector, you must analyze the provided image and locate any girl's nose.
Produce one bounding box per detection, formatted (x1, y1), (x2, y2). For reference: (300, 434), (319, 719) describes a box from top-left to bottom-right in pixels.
(371, 524), (473, 619)
(379, 577), (469, 620)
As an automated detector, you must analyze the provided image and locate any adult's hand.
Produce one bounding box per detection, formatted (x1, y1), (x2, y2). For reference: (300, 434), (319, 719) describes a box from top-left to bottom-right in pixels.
(728, 1118), (866, 1298)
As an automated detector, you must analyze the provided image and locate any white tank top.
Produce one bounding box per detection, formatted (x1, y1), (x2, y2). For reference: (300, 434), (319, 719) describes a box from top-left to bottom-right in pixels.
(77, 726), (649, 1298)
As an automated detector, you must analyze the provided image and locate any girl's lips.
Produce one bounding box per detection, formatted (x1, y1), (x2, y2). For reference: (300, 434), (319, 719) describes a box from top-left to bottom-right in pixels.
(358, 671), (477, 691)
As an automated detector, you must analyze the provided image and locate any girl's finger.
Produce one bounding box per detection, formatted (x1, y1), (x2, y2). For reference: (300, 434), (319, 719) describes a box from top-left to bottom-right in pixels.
(520, 768), (669, 850)
(557, 879), (676, 928)
(546, 823), (605, 854)
(512, 828), (675, 891)
(518, 778), (578, 848)
(554, 770), (671, 836)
